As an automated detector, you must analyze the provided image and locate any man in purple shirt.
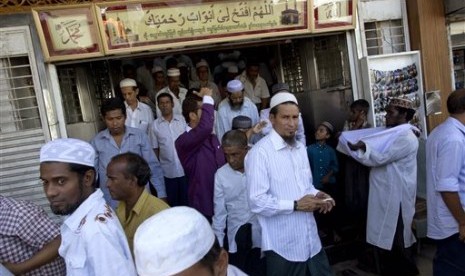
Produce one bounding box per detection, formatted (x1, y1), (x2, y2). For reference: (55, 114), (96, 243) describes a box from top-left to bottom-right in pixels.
(175, 88), (226, 220)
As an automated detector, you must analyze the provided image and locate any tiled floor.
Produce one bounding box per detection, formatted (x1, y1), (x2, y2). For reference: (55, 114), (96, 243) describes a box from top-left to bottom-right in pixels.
(330, 239), (435, 276)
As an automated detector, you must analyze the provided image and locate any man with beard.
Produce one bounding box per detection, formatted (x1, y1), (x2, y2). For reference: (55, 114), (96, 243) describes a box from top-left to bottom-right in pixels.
(39, 138), (136, 276)
(217, 80), (259, 140)
(246, 92), (334, 276)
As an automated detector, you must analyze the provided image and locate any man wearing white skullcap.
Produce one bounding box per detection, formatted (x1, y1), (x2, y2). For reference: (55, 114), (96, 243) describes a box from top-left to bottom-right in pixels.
(190, 59), (221, 106)
(134, 206), (246, 276)
(119, 78), (154, 134)
(216, 80), (260, 141)
(346, 97), (419, 275)
(156, 68), (188, 118)
(40, 138), (137, 276)
(246, 92), (334, 275)
(260, 83), (306, 145)
(236, 59), (270, 111)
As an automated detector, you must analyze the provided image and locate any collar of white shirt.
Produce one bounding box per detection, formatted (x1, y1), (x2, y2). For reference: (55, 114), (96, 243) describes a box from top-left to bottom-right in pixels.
(63, 189), (104, 231)
(269, 129), (300, 151)
(124, 100), (141, 111)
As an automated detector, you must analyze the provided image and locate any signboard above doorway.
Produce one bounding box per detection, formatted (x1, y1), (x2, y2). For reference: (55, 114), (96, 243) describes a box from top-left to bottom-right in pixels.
(95, 0), (311, 54)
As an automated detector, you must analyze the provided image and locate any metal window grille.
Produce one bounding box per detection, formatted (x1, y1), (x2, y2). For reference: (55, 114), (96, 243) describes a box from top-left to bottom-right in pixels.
(365, 19), (406, 56)
(57, 67), (83, 124)
(0, 56), (42, 133)
(281, 42), (305, 93)
(314, 35), (350, 89)
(90, 60), (114, 105)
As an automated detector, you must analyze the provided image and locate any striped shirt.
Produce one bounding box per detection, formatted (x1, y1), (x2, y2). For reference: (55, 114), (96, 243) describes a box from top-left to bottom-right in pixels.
(245, 129), (322, 262)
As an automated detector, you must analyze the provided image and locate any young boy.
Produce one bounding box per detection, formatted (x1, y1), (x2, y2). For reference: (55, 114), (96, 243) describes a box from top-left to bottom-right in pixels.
(344, 99), (371, 131)
(307, 121), (340, 243)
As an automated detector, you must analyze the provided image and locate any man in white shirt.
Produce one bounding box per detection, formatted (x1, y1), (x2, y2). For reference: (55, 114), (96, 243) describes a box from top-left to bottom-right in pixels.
(39, 138), (136, 276)
(260, 83), (306, 145)
(156, 68), (188, 117)
(217, 80), (260, 140)
(236, 60), (270, 110)
(151, 92), (188, 207)
(120, 78), (154, 134)
(134, 207), (247, 276)
(212, 130), (262, 274)
(426, 89), (465, 275)
(190, 60), (221, 106)
(347, 98), (419, 276)
(246, 92), (334, 276)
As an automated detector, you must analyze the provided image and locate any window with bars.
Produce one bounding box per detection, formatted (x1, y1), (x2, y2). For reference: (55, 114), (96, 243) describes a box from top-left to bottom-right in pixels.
(281, 42), (305, 93)
(57, 67), (84, 124)
(0, 56), (42, 133)
(314, 35), (351, 89)
(365, 19), (406, 56)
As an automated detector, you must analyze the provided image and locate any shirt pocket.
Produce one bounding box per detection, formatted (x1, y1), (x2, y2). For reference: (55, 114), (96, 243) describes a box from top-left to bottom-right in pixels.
(67, 255), (86, 270)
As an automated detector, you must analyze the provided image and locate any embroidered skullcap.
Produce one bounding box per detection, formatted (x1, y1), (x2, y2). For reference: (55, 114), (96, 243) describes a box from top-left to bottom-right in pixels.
(167, 68), (180, 77)
(151, 66), (164, 74)
(134, 207), (215, 276)
(320, 121), (335, 133)
(227, 80), (244, 93)
(270, 92), (298, 110)
(228, 65), (239, 73)
(196, 60), (209, 68)
(119, 78), (137, 88)
(232, 116), (253, 130)
(40, 138), (95, 168)
(389, 97), (414, 110)
(271, 83), (290, 94)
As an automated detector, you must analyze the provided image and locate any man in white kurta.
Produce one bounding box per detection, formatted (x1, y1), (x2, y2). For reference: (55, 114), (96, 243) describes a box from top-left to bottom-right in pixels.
(212, 130), (261, 274)
(347, 98), (419, 275)
(39, 138), (136, 276)
(246, 92), (334, 276)
(217, 80), (259, 141)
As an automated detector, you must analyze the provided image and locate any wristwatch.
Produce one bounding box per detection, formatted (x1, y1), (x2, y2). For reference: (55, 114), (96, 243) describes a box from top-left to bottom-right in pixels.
(293, 200), (298, 211)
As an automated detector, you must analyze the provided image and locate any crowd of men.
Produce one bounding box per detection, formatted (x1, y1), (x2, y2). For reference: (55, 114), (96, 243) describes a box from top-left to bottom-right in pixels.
(0, 53), (464, 276)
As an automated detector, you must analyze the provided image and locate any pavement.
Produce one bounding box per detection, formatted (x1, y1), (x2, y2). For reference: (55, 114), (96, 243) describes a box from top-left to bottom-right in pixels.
(330, 238), (435, 276)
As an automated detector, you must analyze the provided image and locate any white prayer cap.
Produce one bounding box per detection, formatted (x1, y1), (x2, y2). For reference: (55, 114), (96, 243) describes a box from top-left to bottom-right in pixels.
(151, 66), (164, 74)
(134, 207), (215, 276)
(269, 92), (298, 110)
(119, 78), (137, 88)
(167, 68), (180, 77)
(228, 65), (239, 73)
(40, 138), (95, 168)
(227, 80), (244, 93)
(196, 60), (209, 68)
